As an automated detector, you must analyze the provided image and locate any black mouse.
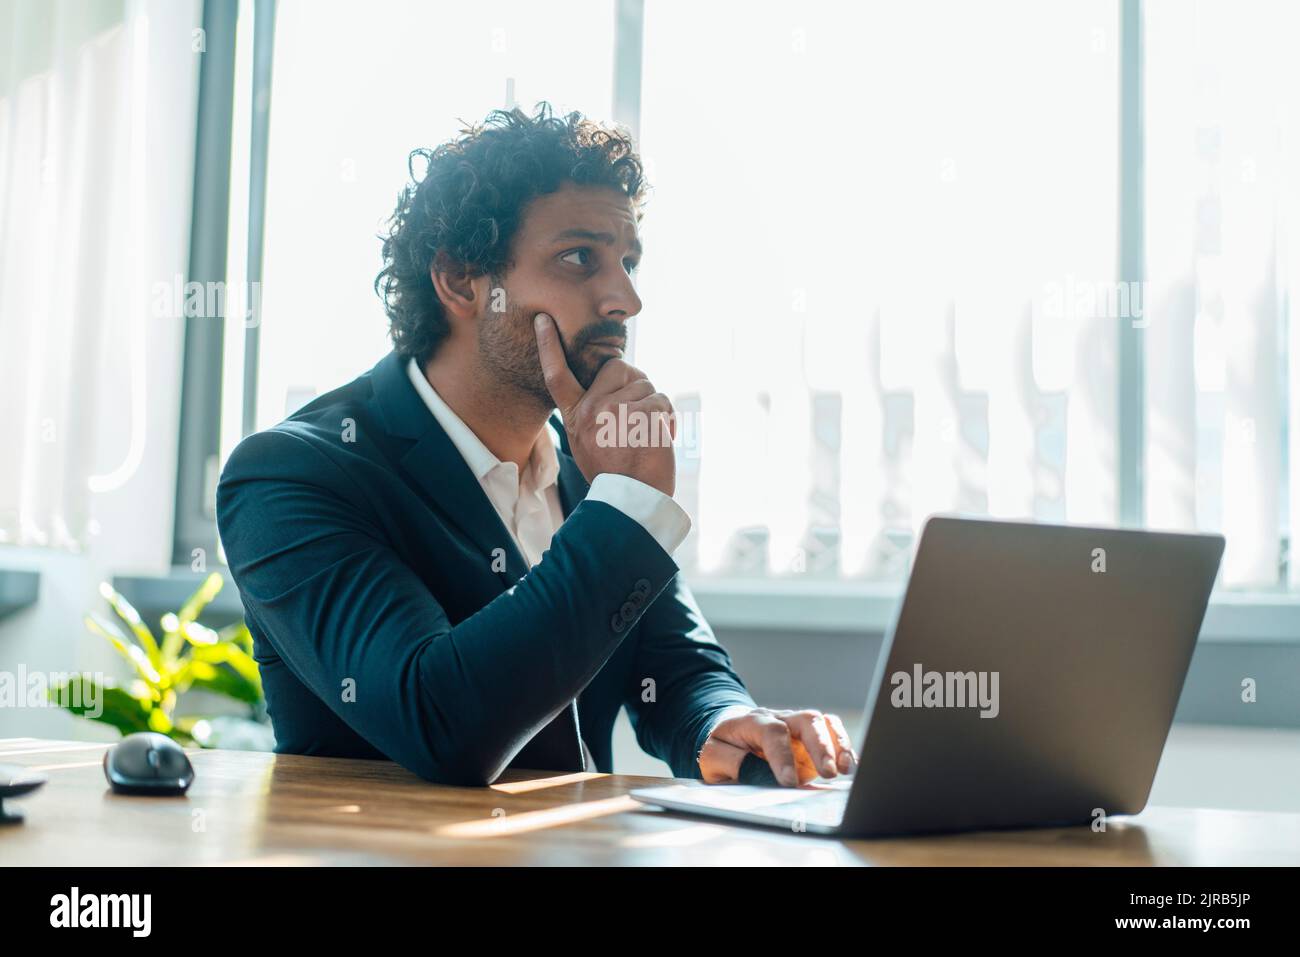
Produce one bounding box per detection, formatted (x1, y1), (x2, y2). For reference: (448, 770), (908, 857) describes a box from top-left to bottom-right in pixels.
(103, 732), (194, 795)
(736, 752), (780, 786)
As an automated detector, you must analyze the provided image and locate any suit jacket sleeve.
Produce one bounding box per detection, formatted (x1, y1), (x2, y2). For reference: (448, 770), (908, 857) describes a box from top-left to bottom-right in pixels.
(216, 427), (681, 786)
(623, 573), (758, 778)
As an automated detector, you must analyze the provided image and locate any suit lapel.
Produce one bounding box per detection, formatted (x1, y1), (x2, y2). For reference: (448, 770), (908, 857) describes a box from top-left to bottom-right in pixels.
(398, 428), (532, 586)
(551, 412), (591, 519)
(370, 351), (530, 587)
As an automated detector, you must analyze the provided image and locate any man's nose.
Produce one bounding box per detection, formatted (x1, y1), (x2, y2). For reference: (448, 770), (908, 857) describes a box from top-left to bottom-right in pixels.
(597, 269), (642, 322)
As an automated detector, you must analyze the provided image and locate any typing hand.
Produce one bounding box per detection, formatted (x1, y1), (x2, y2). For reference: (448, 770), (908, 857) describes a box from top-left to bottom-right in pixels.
(698, 706), (859, 787)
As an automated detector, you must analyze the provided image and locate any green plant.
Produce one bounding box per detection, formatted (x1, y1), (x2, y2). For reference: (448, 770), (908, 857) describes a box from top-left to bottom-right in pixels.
(49, 573), (266, 747)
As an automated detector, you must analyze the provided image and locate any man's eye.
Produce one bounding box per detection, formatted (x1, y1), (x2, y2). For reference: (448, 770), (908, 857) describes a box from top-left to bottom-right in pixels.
(623, 259), (640, 274)
(560, 248), (591, 267)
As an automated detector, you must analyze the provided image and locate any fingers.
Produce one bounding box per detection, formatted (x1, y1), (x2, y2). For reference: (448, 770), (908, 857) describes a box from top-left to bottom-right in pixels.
(626, 392), (673, 416)
(611, 378), (656, 404)
(590, 387), (675, 448)
(722, 712), (801, 787)
(823, 712), (858, 774)
(698, 736), (750, 784)
(588, 355), (647, 394)
(757, 720), (807, 787)
(625, 394), (676, 447)
(533, 313), (585, 413)
(781, 712), (840, 779)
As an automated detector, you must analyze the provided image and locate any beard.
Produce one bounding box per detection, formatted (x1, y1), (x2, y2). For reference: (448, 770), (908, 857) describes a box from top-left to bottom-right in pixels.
(476, 291), (627, 407)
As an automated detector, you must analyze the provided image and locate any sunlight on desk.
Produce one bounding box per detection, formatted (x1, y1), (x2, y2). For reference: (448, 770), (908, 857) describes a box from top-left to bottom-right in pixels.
(490, 771), (606, 795)
(619, 823), (733, 848)
(434, 795), (641, 838)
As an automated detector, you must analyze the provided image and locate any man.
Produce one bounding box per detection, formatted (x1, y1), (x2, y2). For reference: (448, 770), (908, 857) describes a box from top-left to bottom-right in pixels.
(216, 103), (858, 787)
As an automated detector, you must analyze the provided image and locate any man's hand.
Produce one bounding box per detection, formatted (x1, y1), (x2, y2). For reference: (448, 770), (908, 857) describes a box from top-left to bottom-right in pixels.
(534, 312), (677, 497)
(698, 706), (859, 787)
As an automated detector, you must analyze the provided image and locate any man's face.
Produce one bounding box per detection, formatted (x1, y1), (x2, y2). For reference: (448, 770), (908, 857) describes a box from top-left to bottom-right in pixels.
(475, 181), (643, 407)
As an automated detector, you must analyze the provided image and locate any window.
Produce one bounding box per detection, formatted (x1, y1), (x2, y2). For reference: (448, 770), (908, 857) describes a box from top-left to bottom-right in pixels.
(199, 0), (1300, 599)
(637, 0), (1120, 581)
(217, 0), (619, 474)
(1144, 0), (1299, 589)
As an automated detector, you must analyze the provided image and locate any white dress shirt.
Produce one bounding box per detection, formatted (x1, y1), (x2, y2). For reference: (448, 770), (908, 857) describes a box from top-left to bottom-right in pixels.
(406, 357), (691, 770)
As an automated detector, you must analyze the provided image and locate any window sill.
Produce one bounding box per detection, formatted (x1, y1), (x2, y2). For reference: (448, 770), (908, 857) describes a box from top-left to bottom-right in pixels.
(689, 577), (1300, 643)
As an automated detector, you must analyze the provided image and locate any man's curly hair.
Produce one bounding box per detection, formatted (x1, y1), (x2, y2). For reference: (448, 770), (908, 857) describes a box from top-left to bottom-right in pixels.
(375, 102), (649, 363)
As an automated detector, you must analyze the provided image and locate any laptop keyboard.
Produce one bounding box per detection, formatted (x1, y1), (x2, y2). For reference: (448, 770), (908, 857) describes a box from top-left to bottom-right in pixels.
(743, 789), (850, 829)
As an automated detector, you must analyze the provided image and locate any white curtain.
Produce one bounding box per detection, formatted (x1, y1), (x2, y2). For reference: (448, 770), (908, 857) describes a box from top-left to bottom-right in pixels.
(0, 0), (200, 553)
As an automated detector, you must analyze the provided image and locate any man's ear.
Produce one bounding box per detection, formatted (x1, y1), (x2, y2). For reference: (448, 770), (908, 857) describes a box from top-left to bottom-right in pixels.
(429, 251), (483, 324)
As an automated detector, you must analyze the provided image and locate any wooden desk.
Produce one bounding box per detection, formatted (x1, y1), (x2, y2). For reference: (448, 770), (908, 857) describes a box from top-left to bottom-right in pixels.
(3, 737), (1297, 865)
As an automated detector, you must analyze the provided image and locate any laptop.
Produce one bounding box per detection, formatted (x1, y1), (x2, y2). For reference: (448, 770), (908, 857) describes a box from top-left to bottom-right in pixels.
(630, 515), (1225, 837)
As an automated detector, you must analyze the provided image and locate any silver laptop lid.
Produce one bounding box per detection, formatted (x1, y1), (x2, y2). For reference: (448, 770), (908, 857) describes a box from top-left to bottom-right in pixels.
(844, 515), (1224, 837)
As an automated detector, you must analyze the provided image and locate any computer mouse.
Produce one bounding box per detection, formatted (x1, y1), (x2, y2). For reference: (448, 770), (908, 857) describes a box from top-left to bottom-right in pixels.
(736, 752), (780, 786)
(103, 732), (194, 795)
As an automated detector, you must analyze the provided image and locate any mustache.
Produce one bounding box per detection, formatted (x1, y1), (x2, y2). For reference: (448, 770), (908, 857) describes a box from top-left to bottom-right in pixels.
(568, 319), (627, 352)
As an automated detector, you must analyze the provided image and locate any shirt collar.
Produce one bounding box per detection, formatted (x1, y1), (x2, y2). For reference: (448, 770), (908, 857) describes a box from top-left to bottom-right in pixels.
(406, 356), (559, 492)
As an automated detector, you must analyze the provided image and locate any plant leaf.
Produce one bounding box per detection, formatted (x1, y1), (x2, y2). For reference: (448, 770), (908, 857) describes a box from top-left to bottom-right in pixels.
(191, 642), (261, 690)
(146, 708), (174, 734)
(181, 620), (220, 646)
(186, 664), (262, 705)
(182, 644), (262, 703)
(97, 582), (162, 665)
(46, 676), (154, 737)
(218, 621), (254, 653)
(161, 573), (223, 662)
(84, 614), (163, 686)
(178, 572), (224, 626)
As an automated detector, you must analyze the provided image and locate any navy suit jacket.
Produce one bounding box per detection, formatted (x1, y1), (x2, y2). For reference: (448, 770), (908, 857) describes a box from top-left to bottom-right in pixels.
(215, 349), (755, 785)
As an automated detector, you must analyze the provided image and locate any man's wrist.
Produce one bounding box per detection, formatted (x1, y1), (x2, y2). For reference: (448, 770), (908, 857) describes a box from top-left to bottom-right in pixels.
(706, 704), (757, 737)
(586, 472), (691, 555)
(696, 704), (757, 768)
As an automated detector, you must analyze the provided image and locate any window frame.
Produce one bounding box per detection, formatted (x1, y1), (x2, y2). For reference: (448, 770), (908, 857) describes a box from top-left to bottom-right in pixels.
(172, 0), (241, 568)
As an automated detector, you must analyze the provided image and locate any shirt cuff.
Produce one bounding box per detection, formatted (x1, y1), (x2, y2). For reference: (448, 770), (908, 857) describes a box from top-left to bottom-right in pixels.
(586, 473), (692, 556)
